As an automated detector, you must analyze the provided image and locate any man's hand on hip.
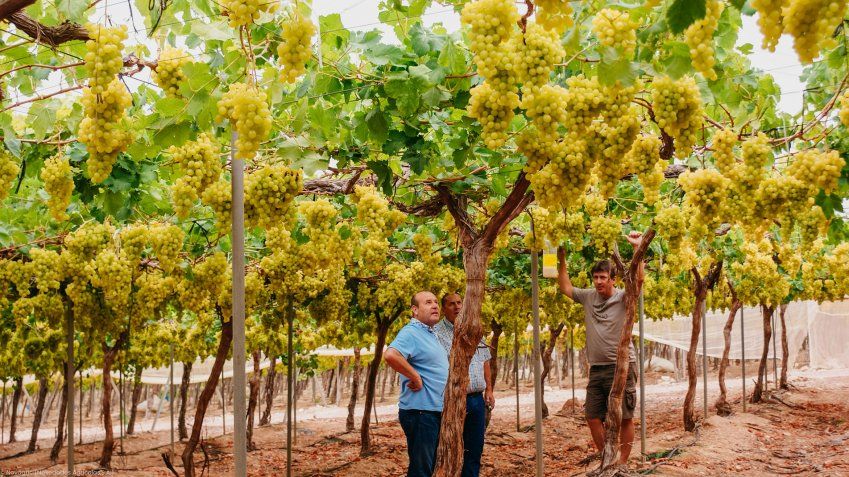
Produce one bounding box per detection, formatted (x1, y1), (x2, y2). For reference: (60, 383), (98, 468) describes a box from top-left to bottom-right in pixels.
(408, 372), (423, 392)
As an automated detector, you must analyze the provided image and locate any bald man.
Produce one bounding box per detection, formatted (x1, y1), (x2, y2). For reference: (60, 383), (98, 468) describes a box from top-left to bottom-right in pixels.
(384, 291), (448, 477)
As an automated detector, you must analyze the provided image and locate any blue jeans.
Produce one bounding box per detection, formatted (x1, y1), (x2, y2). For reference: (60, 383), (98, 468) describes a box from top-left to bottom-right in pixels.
(398, 409), (441, 477)
(462, 393), (486, 477)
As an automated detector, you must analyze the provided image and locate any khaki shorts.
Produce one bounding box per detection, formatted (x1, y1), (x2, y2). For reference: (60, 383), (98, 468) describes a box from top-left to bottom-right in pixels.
(585, 362), (637, 421)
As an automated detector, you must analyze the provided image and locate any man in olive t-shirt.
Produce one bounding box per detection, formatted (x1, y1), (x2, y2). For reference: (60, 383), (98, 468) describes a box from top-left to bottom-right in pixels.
(557, 231), (643, 465)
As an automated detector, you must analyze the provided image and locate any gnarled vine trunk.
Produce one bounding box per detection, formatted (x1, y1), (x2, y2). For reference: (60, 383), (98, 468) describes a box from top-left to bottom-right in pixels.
(126, 374), (142, 436)
(99, 334), (126, 468)
(683, 263), (722, 432)
(178, 362), (192, 440)
(26, 377), (48, 453)
(598, 231), (656, 472)
(181, 319), (233, 477)
(259, 356), (275, 426)
(751, 304), (775, 403)
(50, 366), (69, 462)
(540, 323), (565, 419)
(715, 292), (742, 417)
(346, 347), (361, 432)
(247, 350), (261, 451)
(360, 315), (396, 456)
(779, 303), (789, 390)
(9, 377), (22, 443)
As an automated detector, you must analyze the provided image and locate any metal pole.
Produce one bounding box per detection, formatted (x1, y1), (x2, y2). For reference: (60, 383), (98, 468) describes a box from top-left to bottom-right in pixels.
(570, 327), (575, 415)
(293, 366), (298, 446)
(66, 305), (74, 475)
(170, 343), (175, 455)
(514, 318), (519, 432)
(221, 369), (226, 435)
(741, 307), (746, 412)
(78, 370), (82, 445)
(771, 309), (778, 388)
(286, 303), (294, 477)
(530, 249), (544, 477)
(702, 301), (708, 420)
(1, 380), (6, 444)
(231, 129), (247, 477)
(119, 364), (124, 455)
(638, 292), (646, 462)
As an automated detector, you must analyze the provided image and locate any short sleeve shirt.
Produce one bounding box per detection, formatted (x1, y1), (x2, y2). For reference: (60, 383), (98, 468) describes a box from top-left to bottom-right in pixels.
(433, 319), (492, 394)
(388, 318), (449, 412)
(572, 288), (636, 366)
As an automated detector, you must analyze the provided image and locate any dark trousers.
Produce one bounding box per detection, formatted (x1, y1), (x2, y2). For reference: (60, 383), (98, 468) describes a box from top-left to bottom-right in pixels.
(462, 393), (486, 477)
(399, 409), (441, 477)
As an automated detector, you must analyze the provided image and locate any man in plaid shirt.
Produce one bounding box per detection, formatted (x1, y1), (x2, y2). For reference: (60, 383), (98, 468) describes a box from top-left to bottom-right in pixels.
(434, 293), (494, 477)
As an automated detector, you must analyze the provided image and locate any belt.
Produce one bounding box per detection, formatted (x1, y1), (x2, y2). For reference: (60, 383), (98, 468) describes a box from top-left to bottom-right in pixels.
(467, 391), (483, 397)
(401, 409), (442, 416)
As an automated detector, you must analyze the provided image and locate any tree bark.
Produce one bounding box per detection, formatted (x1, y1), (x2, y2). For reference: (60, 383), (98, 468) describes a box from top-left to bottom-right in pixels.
(682, 263), (722, 432)
(9, 376), (21, 443)
(346, 347), (362, 432)
(540, 323), (565, 419)
(247, 350), (261, 451)
(598, 231), (656, 472)
(181, 319), (233, 477)
(485, 321), (502, 426)
(779, 303), (789, 390)
(126, 374), (142, 436)
(260, 356), (275, 426)
(98, 333), (126, 469)
(50, 366), (69, 462)
(178, 362), (192, 440)
(360, 315), (395, 456)
(751, 304), (775, 404)
(25, 377), (48, 453)
(715, 292), (742, 417)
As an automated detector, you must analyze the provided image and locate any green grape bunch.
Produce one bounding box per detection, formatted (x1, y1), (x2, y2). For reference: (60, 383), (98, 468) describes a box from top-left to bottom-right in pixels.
(217, 82), (273, 160)
(222, 0), (277, 28)
(245, 164), (303, 229)
(153, 47), (189, 97)
(0, 151), (20, 201)
(651, 76), (704, 158)
(278, 13), (316, 83)
(591, 8), (637, 57)
(467, 82), (520, 149)
(460, 0), (519, 80)
(84, 24), (127, 94)
(169, 134), (222, 219)
(684, 0), (723, 81)
(782, 0), (848, 64)
(40, 154), (74, 221)
(589, 215), (621, 255)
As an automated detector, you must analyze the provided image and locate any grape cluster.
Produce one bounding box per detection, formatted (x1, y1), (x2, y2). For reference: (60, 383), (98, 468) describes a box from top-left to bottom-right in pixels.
(562, 75), (608, 133)
(217, 82), (273, 160)
(550, 210), (585, 248)
(782, 0), (848, 63)
(840, 90), (849, 127)
(64, 221), (114, 261)
(711, 129), (737, 175)
(467, 82), (519, 149)
(278, 13), (316, 83)
(153, 47), (189, 97)
(169, 134), (222, 219)
(529, 135), (593, 211)
(0, 151), (20, 200)
(534, 0), (573, 34)
(461, 0), (519, 80)
(754, 174), (809, 223)
(119, 223), (148, 262)
(28, 248), (63, 293)
(730, 241), (790, 306)
(592, 8), (637, 57)
(786, 149), (845, 195)
(684, 0), (724, 81)
(84, 24), (127, 94)
(511, 22), (564, 87)
(78, 78), (133, 183)
(797, 205), (827, 247)
(651, 76), (704, 158)
(352, 186), (406, 237)
(626, 135), (665, 205)
(202, 180), (232, 232)
(91, 249), (132, 313)
(582, 193), (607, 217)
(151, 224), (184, 273)
(521, 85), (568, 136)
(589, 215), (621, 255)
(518, 127), (554, 174)
(245, 164), (302, 229)
(222, 0), (276, 28)
(40, 154), (74, 221)
(678, 169), (730, 230)
(654, 204), (687, 249)
(178, 252), (228, 316)
(590, 108), (641, 198)
(134, 272), (176, 318)
(752, 0), (787, 51)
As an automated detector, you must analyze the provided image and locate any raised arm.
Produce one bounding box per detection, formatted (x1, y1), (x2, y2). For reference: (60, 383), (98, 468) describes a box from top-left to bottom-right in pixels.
(557, 246), (575, 300)
(626, 231), (645, 286)
(384, 347), (423, 391)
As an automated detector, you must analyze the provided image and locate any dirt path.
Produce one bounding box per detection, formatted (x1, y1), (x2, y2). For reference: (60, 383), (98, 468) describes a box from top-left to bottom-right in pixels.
(2, 369), (848, 476)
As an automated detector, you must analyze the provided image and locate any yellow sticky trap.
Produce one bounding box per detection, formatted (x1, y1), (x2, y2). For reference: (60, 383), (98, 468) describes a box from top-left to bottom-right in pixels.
(542, 244), (557, 279)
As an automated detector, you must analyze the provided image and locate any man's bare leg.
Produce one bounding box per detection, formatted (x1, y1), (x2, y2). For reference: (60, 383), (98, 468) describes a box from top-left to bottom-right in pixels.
(619, 418), (635, 464)
(587, 418), (605, 452)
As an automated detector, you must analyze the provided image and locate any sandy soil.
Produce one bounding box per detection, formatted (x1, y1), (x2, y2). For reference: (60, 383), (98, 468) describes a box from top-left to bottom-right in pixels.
(2, 366), (848, 476)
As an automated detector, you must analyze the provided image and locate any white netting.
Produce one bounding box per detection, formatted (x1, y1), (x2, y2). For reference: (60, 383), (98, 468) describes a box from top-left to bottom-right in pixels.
(637, 299), (849, 370)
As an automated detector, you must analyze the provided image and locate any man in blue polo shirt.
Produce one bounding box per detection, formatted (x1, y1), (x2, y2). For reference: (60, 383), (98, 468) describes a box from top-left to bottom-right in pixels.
(384, 290), (448, 477)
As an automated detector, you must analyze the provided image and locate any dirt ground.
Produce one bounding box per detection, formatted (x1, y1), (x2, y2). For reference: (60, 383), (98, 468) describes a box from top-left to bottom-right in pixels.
(2, 368), (849, 476)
